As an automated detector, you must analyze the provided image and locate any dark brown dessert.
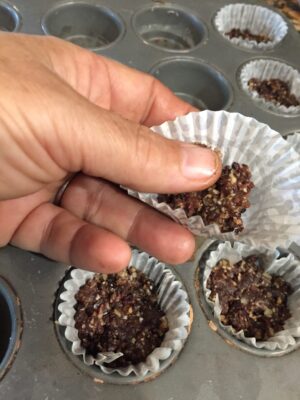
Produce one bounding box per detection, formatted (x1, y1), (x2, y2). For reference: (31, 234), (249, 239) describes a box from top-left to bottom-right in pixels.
(74, 267), (168, 368)
(225, 28), (271, 43)
(248, 78), (300, 108)
(158, 162), (254, 234)
(207, 256), (292, 340)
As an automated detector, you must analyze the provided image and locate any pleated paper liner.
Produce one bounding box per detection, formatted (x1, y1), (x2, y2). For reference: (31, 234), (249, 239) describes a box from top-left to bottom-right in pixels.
(127, 111), (300, 248)
(287, 132), (300, 154)
(202, 241), (300, 351)
(239, 59), (300, 115)
(58, 250), (192, 377)
(214, 3), (288, 50)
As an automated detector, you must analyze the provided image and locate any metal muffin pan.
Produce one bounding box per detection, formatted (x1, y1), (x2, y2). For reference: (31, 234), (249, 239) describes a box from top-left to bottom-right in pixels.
(1, 0), (300, 399)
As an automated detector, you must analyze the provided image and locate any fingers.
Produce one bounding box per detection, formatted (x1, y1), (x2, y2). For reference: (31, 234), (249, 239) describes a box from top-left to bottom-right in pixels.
(61, 174), (195, 264)
(49, 92), (221, 193)
(10, 202), (131, 273)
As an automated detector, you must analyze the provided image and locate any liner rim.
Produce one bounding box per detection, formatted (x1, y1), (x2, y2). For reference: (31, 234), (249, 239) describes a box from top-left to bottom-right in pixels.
(286, 133), (300, 155)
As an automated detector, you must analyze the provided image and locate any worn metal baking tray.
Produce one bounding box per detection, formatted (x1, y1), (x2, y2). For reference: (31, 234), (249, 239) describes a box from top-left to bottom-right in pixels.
(1, 0), (300, 399)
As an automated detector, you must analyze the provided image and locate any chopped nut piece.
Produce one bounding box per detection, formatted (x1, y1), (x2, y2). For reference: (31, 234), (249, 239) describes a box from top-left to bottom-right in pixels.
(74, 267), (168, 368)
(207, 256), (292, 340)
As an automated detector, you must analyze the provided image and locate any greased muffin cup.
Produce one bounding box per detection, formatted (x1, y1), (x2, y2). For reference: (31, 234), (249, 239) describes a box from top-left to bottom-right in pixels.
(58, 250), (191, 377)
(240, 59), (300, 115)
(202, 241), (300, 351)
(287, 133), (300, 154)
(127, 111), (300, 248)
(214, 3), (288, 51)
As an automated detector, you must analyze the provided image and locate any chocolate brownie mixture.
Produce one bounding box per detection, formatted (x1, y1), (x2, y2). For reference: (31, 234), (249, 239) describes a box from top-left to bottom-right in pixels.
(158, 162), (254, 234)
(248, 78), (300, 107)
(226, 28), (271, 43)
(207, 256), (292, 340)
(74, 267), (168, 368)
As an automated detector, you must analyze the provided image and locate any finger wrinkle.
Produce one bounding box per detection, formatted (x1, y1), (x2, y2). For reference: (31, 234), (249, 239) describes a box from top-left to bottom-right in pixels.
(10, 201), (50, 248)
(125, 205), (145, 244)
(83, 179), (107, 224)
(39, 207), (67, 254)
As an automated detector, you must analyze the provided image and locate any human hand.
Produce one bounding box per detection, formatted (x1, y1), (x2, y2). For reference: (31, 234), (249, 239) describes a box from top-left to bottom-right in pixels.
(0, 34), (221, 272)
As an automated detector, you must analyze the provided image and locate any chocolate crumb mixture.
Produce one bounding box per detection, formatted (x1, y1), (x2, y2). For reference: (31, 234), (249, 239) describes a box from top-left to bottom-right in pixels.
(225, 28), (271, 43)
(158, 162), (254, 234)
(74, 267), (168, 368)
(207, 256), (292, 340)
(248, 78), (300, 108)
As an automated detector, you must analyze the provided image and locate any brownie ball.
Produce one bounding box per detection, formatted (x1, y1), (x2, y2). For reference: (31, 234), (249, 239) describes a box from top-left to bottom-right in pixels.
(248, 78), (300, 108)
(74, 267), (168, 368)
(158, 162), (254, 234)
(207, 255), (292, 340)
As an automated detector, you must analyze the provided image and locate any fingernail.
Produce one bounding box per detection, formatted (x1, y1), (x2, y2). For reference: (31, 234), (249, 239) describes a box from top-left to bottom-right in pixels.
(180, 144), (219, 180)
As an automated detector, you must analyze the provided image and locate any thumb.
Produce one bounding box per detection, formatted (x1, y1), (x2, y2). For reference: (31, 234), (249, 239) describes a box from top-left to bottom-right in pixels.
(50, 95), (222, 193)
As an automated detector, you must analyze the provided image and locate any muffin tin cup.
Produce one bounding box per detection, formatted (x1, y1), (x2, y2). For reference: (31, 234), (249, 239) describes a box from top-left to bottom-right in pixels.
(132, 4), (206, 52)
(214, 3), (288, 51)
(0, 276), (22, 380)
(202, 241), (300, 351)
(150, 57), (233, 110)
(287, 132), (300, 154)
(127, 110), (300, 248)
(41, 2), (125, 51)
(57, 250), (192, 378)
(239, 59), (300, 116)
(0, 1), (21, 32)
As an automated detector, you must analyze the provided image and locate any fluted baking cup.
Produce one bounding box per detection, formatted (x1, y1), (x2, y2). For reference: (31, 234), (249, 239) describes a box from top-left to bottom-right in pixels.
(240, 59), (300, 115)
(214, 3), (288, 50)
(287, 133), (300, 154)
(127, 111), (300, 247)
(58, 250), (191, 377)
(203, 241), (300, 351)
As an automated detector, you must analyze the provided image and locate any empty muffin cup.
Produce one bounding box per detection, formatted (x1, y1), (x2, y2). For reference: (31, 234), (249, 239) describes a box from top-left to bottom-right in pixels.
(202, 241), (300, 352)
(239, 59), (300, 115)
(214, 4), (288, 51)
(57, 250), (192, 378)
(41, 2), (124, 50)
(132, 5), (206, 52)
(0, 1), (21, 32)
(127, 110), (300, 247)
(0, 277), (22, 380)
(150, 58), (232, 110)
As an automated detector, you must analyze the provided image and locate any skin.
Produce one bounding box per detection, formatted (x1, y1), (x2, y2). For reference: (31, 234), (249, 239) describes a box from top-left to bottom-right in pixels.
(0, 34), (222, 273)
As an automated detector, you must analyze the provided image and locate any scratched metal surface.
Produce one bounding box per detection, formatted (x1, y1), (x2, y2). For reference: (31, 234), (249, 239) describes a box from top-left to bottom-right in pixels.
(0, 0), (300, 399)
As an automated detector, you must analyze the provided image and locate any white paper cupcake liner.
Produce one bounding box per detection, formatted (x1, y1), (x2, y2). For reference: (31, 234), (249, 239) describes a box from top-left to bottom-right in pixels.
(127, 111), (300, 248)
(287, 133), (300, 155)
(240, 59), (300, 115)
(203, 241), (300, 351)
(58, 250), (191, 377)
(214, 3), (288, 50)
